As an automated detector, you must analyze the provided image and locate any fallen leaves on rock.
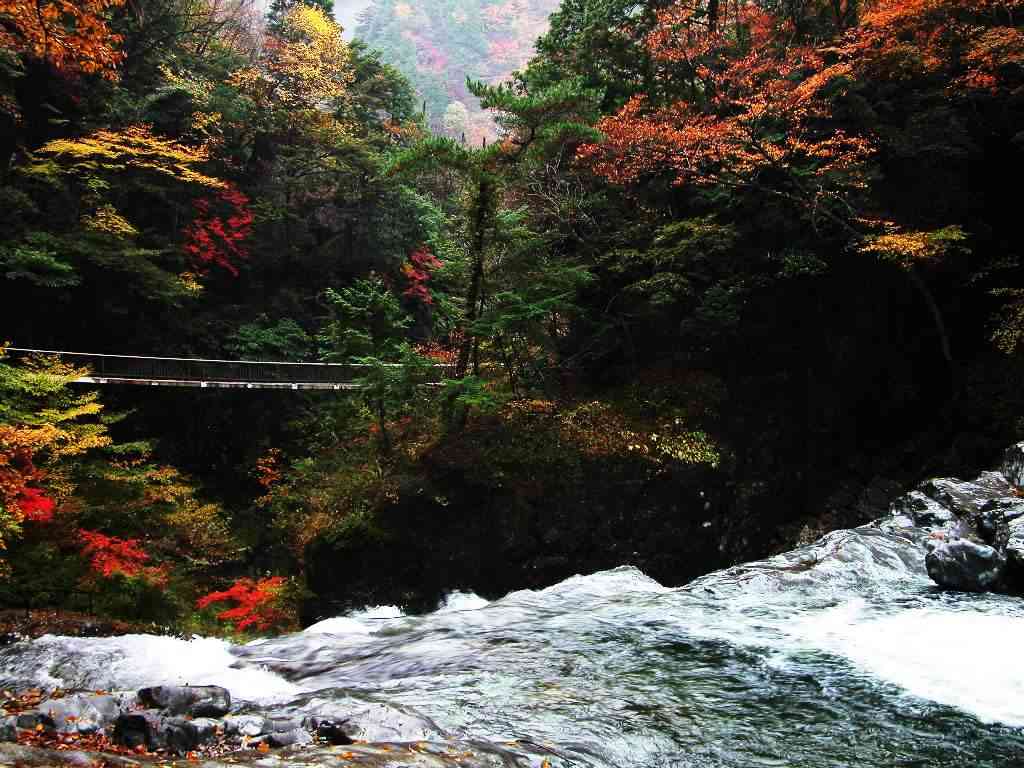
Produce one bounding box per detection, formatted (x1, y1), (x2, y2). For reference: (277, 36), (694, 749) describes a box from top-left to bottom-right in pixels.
(1, 688), (51, 713)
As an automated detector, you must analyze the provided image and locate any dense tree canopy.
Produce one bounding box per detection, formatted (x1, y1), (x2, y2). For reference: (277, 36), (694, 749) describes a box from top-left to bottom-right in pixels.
(0, 0), (1022, 630)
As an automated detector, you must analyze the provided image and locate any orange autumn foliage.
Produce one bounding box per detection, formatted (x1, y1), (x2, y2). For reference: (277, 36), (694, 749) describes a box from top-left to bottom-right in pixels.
(578, 0), (1022, 225)
(0, 0), (127, 78)
(845, 0), (1024, 96)
(578, 3), (874, 216)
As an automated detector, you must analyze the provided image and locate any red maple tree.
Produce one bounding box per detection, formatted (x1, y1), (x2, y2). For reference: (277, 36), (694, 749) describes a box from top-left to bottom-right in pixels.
(16, 487), (56, 522)
(182, 185), (254, 277)
(401, 245), (442, 305)
(197, 576), (291, 632)
(79, 529), (167, 586)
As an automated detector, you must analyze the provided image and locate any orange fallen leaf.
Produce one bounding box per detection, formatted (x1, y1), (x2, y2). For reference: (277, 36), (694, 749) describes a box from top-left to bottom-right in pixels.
(35, 724), (44, 732)
(187, 751), (199, 762)
(257, 741), (271, 754)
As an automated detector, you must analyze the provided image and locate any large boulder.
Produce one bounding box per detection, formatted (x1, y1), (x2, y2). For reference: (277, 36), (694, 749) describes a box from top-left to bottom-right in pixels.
(886, 445), (1024, 596)
(137, 685), (230, 718)
(113, 711), (221, 755)
(37, 692), (136, 735)
(926, 539), (1006, 592)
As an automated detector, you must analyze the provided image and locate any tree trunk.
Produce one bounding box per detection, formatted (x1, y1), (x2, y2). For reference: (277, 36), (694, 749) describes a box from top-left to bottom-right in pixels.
(906, 267), (953, 366)
(455, 175), (492, 379)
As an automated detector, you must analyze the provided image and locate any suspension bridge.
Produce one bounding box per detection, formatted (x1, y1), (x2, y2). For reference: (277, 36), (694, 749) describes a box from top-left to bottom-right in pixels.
(6, 348), (454, 390)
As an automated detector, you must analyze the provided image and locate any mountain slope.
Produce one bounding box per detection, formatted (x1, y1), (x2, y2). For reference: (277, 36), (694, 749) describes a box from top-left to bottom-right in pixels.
(355, 0), (560, 141)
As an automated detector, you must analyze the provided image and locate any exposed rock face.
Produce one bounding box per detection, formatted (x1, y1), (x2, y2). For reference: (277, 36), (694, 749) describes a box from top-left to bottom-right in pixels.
(891, 442), (1024, 595)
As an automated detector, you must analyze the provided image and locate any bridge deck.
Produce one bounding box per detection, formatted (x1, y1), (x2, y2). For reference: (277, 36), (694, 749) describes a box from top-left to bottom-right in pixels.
(7, 348), (452, 389)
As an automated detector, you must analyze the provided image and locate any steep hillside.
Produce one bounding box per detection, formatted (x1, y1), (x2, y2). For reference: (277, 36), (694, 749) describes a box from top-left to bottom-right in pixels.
(355, 0), (560, 141)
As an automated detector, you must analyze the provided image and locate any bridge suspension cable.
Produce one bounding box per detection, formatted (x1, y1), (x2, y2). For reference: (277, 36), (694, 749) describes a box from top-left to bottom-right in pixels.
(5, 348), (453, 390)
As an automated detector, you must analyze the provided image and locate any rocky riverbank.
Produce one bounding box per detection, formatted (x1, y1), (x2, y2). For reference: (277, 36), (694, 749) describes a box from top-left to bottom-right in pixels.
(887, 442), (1024, 594)
(0, 684), (544, 767)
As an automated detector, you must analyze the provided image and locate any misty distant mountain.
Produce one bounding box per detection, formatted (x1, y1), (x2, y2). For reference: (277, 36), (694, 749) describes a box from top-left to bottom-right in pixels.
(354, 0), (559, 141)
(251, 0), (558, 133)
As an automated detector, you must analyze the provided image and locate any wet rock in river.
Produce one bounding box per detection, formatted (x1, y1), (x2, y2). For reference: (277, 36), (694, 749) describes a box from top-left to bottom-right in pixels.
(887, 442), (1024, 596)
(0, 716), (16, 743)
(890, 490), (954, 528)
(919, 472), (1013, 519)
(37, 692), (136, 734)
(926, 538), (1006, 592)
(304, 716), (353, 745)
(256, 691), (446, 744)
(224, 714), (265, 736)
(138, 684), (231, 717)
(162, 716), (200, 754)
(112, 710), (165, 750)
(267, 727), (313, 747)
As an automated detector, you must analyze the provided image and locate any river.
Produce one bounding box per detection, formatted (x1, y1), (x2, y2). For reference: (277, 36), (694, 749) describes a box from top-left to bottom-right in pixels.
(2, 520), (1023, 766)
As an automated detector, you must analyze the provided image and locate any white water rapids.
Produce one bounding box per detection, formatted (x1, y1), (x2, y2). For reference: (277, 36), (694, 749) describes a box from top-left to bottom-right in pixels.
(3, 522), (1024, 766)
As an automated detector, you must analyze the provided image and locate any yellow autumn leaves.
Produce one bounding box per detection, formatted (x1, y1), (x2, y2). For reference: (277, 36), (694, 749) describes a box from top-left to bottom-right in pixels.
(231, 5), (354, 118)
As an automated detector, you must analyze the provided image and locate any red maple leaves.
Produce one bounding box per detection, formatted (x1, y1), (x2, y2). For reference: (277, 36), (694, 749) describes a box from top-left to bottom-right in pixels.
(0, 432), (57, 525)
(196, 576), (290, 632)
(16, 487), (56, 522)
(79, 529), (167, 587)
(182, 185), (254, 277)
(401, 245), (442, 305)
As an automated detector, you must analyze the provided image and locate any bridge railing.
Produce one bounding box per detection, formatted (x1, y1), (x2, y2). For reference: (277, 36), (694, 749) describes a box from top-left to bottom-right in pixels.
(5, 348), (454, 386)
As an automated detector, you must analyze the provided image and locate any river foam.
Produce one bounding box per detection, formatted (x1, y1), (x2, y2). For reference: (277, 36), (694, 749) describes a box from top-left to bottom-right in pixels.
(794, 603), (1024, 726)
(0, 634), (301, 704)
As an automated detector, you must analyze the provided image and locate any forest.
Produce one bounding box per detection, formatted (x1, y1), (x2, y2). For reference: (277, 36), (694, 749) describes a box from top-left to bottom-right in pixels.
(0, 0), (1022, 635)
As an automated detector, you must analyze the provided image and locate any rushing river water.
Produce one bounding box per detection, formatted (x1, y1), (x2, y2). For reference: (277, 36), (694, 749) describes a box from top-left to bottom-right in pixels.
(3, 521), (1024, 766)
